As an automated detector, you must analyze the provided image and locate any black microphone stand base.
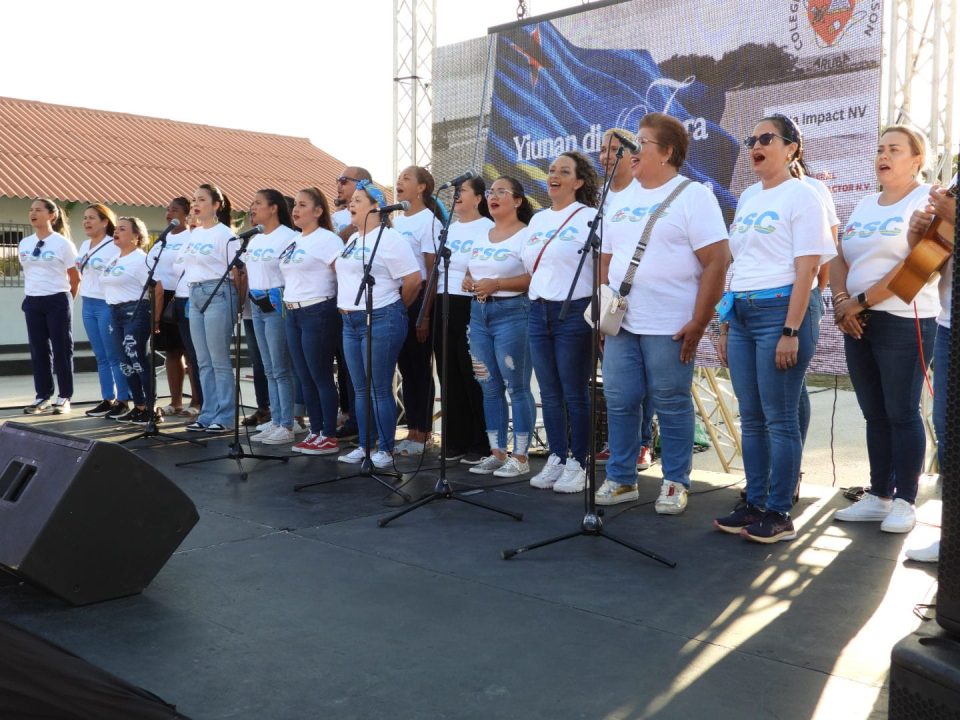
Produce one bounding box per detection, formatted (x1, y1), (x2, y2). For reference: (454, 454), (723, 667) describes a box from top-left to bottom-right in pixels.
(119, 419), (207, 448)
(176, 441), (288, 482)
(377, 476), (523, 527)
(294, 460), (411, 504)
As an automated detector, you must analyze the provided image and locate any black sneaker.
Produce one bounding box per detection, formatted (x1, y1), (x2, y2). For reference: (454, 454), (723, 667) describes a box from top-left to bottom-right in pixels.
(741, 510), (797, 544)
(186, 421), (207, 432)
(115, 407), (140, 423)
(714, 502), (764, 535)
(444, 448), (467, 462)
(336, 424), (359, 441)
(86, 400), (116, 417)
(460, 452), (487, 465)
(129, 408), (151, 426)
(106, 401), (130, 420)
(205, 423), (229, 434)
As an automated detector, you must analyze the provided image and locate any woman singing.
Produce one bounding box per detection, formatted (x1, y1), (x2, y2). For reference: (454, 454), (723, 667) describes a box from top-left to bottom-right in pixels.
(831, 126), (937, 534)
(19, 198), (79, 414)
(714, 114), (835, 543)
(521, 151), (600, 493)
(597, 113), (729, 513)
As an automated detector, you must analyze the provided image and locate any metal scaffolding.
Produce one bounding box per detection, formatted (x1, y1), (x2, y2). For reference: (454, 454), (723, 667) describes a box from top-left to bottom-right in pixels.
(393, 0), (437, 193)
(884, 0), (957, 182)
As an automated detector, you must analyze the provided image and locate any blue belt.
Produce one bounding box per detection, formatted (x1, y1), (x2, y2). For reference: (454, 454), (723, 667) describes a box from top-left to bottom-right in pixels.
(717, 284), (792, 323)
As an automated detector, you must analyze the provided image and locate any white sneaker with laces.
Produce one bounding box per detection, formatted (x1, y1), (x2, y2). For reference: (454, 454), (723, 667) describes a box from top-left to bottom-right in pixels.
(52, 398), (71, 415)
(553, 458), (585, 494)
(251, 422), (279, 442)
(654, 480), (688, 515)
(834, 493), (893, 522)
(338, 447), (366, 464)
(906, 540), (940, 562)
(530, 454), (565, 489)
(880, 498), (916, 533)
(291, 419), (309, 435)
(469, 455), (505, 475)
(261, 425), (295, 445)
(493, 456), (529, 478)
(255, 420), (275, 433)
(371, 450), (393, 469)
(595, 479), (639, 505)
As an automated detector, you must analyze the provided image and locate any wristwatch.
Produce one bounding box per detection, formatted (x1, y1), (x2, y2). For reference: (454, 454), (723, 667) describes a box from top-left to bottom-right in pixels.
(782, 326), (799, 337)
(856, 292), (871, 309)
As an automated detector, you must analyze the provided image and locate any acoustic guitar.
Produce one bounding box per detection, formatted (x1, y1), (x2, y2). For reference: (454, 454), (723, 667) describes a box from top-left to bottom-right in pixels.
(888, 182), (957, 304)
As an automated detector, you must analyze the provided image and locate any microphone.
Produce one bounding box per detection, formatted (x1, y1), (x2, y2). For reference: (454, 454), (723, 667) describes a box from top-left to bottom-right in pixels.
(236, 224), (265, 241)
(369, 201), (411, 214)
(157, 218), (181, 245)
(437, 170), (478, 190)
(611, 131), (639, 154)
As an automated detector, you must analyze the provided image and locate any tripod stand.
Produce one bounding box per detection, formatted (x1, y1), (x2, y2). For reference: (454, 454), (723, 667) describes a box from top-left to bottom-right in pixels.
(378, 186), (523, 527)
(120, 234), (205, 448)
(294, 214), (409, 501)
(501, 145), (675, 566)
(176, 229), (287, 480)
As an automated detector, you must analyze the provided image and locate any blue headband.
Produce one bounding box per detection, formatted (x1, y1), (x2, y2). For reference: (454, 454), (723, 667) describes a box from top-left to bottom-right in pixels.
(356, 179), (386, 208)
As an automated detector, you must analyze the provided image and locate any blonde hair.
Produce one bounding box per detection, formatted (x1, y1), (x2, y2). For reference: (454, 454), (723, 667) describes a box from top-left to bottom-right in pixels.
(603, 127), (636, 145)
(118, 216), (150, 247)
(880, 124), (928, 176)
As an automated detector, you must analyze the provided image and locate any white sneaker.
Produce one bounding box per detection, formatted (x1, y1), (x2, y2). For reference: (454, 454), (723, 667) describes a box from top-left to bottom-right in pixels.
(881, 498), (916, 533)
(338, 447), (366, 464)
(250, 422), (279, 442)
(371, 450), (393, 469)
(255, 420), (275, 432)
(553, 459), (585, 494)
(292, 419), (309, 435)
(52, 398), (71, 415)
(469, 455), (505, 475)
(834, 493), (893, 522)
(261, 425), (295, 445)
(654, 480), (688, 515)
(595, 479), (639, 505)
(493, 456), (530, 478)
(530, 454), (565, 489)
(906, 540), (940, 562)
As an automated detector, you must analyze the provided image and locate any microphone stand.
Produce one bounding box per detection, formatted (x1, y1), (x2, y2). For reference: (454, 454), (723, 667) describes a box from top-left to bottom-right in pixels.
(501, 145), (675, 566)
(176, 231), (288, 480)
(294, 212), (409, 500)
(377, 185), (523, 527)
(120, 237), (205, 447)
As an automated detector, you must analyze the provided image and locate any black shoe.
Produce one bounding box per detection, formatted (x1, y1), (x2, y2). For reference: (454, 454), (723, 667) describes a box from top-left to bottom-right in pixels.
(129, 408), (151, 426)
(460, 452), (487, 465)
(186, 421), (207, 432)
(444, 448), (467, 462)
(86, 400), (116, 417)
(336, 424), (359, 441)
(115, 407), (139, 423)
(107, 401), (130, 419)
(243, 409), (270, 427)
(714, 502), (764, 535)
(205, 423), (228, 434)
(740, 510), (797, 544)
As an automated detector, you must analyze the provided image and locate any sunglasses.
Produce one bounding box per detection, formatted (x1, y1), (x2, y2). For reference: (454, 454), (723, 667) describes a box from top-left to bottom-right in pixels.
(337, 176), (360, 186)
(744, 132), (792, 149)
(279, 241), (297, 263)
(31, 239), (46, 258)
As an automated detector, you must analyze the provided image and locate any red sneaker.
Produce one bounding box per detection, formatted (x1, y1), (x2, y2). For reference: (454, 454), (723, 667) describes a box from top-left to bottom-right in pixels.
(595, 443), (611, 465)
(637, 446), (652, 471)
(299, 434), (339, 456)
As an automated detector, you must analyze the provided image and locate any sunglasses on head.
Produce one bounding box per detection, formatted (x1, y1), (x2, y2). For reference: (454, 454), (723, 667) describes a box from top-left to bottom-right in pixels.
(340, 239), (357, 258)
(279, 241), (297, 262)
(31, 239), (46, 258)
(337, 176), (360, 186)
(744, 132), (792, 149)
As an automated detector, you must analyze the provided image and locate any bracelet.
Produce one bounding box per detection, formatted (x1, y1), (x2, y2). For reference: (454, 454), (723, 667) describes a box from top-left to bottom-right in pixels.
(832, 292), (850, 303)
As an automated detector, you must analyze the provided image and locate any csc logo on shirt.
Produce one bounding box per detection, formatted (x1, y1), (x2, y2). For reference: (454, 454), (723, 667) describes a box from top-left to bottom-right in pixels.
(247, 247), (276, 262)
(78, 256), (110, 272)
(471, 247), (513, 262)
(20, 250), (56, 263)
(730, 211), (780, 235)
(282, 249), (307, 265)
(843, 217), (903, 240)
(343, 245), (368, 262)
(105, 263), (127, 278)
(448, 239), (475, 254)
(184, 243), (215, 256)
(609, 204), (665, 223)
(527, 227), (580, 245)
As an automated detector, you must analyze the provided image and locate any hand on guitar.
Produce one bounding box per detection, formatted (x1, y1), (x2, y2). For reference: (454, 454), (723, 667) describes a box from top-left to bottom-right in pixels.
(928, 186), (956, 234)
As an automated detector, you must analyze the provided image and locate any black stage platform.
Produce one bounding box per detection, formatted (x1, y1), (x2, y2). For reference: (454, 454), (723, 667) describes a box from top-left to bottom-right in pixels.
(0, 412), (939, 719)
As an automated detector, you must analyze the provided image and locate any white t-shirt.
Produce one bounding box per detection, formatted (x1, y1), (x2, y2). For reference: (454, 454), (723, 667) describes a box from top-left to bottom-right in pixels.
(729, 178), (835, 292)
(100, 249), (150, 305)
(175, 224), (237, 285)
(147, 230), (191, 293)
(446, 217), (495, 296)
(332, 208), (352, 235)
(601, 178), (639, 215)
(278, 228), (342, 301)
(843, 184), (938, 318)
(19, 232), (78, 296)
(336, 228), (420, 311)
(602, 176), (728, 335)
(741, 175), (840, 228)
(467, 227), (529, 298)
(393, 208), (442, 280)
(521, 202), (598, 301)
(77, 237), (121, 300)
(243, 224), (298, 291)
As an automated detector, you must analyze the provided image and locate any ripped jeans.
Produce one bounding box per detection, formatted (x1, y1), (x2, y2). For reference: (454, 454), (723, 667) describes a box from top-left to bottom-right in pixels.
(109, 300), (153, 408)
(468, 295), (536, 456)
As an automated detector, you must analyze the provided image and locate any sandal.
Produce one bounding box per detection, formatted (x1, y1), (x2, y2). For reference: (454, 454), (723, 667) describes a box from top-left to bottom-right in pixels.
(179, 406), (200, 418)
(161, 404), (182, 415)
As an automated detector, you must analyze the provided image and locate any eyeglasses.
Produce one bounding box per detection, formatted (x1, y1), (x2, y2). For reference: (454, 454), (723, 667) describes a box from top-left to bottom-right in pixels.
(484, 189), (516, 199)
(744, 132), (792, 148)
(629, 138), (664, 155)
(341, 239), (357, 258)
(31, 239), (45, 258)
(337, 176), (360, 186)
(279, 241), (297, 263)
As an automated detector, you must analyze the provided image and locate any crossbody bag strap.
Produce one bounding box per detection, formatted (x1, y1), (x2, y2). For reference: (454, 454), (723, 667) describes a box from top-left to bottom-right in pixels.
(617, 179), (692, 297)
(79, 238), (113, 272)
(532, 206), (587, 274)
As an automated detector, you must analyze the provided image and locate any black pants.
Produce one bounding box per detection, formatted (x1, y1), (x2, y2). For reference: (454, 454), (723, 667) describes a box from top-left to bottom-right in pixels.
(243, 317), (270, 410)
(174, 297), (203, 407)
(433, 294), (489, 455)
(397, 289), (435, 432)
(22, 292), (74, 400)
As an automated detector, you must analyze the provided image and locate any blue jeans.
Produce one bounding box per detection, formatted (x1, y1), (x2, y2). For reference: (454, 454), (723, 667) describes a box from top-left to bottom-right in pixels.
(640, 394), (653, 447)
(22, 292), (74, 400)
(603, 332), (695, 487)
(189, 280), (238, 427)
(286, 299), (339, 437)
(728, 295), (817, 514)
(845, 311), (936, 504)
(341, 299), (408, 452)
(528, 298), (592, 465)
(109, 301), (153, 407)
(82, 297), (130, 401)
(174, 297), (202, 408)
(933, 324), (949, 471)
(469, 296), (537, 455)
(251, 301), (294, 428)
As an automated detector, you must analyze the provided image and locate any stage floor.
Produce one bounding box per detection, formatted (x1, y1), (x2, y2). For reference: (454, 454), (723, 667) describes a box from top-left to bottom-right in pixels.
(0, 389), (942, 720)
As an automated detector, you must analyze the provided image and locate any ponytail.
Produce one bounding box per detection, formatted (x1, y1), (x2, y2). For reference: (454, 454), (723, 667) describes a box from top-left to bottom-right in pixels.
(298, 187), (334, 232)
(409, 166), (446, 222)
(257, 188), (294, 229)
(199, 183), (233, 227)
(36, 197), (70, 239)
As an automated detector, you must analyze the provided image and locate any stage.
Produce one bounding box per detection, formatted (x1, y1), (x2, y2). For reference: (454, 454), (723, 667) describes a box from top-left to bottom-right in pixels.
(0, 374), (941, 720)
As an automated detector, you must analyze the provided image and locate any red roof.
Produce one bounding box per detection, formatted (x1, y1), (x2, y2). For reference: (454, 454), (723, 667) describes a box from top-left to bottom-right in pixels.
(0, 96), (348, 208)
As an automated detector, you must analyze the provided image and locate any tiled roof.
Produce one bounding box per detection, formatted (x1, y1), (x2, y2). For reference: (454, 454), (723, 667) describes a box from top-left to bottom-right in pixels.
(0, 96), (348, 208)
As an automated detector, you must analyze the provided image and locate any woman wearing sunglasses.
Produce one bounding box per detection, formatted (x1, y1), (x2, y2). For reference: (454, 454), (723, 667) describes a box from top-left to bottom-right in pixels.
(521, 151), (600, 494)
(714, 115), (835, 543)
(278, 187), (343, 456)
(596, 113), (729, 513)
(830, 126), (938, 534)
(336, 181), (422, 468)
(462, 176), (535, 477)
(19, 198), (80, 414)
